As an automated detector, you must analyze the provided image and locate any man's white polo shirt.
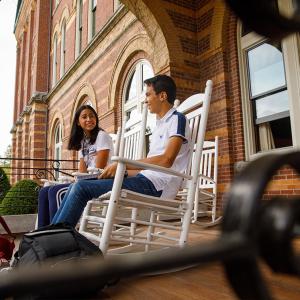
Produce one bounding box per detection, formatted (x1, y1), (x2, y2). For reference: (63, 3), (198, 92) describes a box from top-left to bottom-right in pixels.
(140, 108), (191, 199)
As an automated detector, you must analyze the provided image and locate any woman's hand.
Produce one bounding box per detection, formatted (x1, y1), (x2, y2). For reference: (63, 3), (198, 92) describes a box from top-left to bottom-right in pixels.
(99, 162), (118, 179)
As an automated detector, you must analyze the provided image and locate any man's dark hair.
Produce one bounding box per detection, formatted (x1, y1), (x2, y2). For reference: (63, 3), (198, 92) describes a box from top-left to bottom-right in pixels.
(144, 75), (176, 104)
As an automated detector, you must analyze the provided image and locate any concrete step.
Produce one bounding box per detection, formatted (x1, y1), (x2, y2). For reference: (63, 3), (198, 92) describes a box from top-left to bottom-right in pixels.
(0, 214), (37, 234)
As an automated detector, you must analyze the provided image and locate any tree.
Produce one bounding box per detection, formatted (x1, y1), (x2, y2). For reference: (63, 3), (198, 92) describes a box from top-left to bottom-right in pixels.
(0, 144), (12, 179)
(0, 167), (10, 202)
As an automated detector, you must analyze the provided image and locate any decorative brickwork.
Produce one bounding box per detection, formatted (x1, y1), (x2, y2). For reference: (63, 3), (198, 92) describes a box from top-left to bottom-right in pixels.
(167, 10), (197, 32)
(196, 8), (213, 32)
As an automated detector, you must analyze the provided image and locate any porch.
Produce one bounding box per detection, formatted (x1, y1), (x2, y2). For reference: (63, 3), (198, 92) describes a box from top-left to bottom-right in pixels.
(4, 225), (300, 300)
(100, 225), (300, 300)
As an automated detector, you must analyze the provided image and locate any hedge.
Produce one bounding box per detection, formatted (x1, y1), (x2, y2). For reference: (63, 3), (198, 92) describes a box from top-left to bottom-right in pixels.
(0, 179), (39, 215)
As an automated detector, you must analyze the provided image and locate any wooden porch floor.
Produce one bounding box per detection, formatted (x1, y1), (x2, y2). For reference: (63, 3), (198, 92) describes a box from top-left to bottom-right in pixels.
(100, 225), (300, 300)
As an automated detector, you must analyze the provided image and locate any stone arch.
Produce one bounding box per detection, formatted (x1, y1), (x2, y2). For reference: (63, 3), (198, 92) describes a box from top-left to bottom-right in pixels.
(121, 0), (183, 68)
(59, 5), (70, 29)
(51, 22), (60, 45)
(71, 82), (97, 122)
(48, 111), (66, 148)
(108, 34), (155, 110)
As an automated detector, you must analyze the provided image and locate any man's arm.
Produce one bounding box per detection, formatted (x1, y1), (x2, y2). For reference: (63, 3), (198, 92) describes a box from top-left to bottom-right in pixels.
(99, 136), (184, 179)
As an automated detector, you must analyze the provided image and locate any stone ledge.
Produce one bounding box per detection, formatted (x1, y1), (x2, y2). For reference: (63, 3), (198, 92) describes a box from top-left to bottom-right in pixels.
(0, 214), (37, 234)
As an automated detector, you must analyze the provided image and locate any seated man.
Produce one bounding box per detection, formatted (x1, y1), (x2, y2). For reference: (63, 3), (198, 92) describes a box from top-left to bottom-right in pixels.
(52, 75), (191, 227)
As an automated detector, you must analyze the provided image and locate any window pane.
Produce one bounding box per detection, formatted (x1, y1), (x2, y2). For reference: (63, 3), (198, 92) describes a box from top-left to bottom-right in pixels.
(142, 64), (152, 80)
(255, 89), (289, 121)
(270, 117), (292, 148)
(248, 42), (286, 97)
(142, 63), (153, 91)
(55, 126), (60, 144)
(126, 71), (137, 101)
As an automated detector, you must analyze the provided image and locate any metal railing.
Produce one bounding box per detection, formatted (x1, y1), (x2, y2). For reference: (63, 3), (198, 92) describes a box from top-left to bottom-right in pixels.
(0, 157), (78, 181)
(0, 157), (78, 213)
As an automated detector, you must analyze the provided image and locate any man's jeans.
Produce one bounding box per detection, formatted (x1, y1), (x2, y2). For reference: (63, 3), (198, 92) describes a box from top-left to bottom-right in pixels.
(52, 174), (162, 227)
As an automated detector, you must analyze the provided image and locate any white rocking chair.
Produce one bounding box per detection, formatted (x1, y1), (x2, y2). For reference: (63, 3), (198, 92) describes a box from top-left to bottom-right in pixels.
(81, 80), (213, 255)
(79, 104), (148, 242)
(192, 136), (221, 226)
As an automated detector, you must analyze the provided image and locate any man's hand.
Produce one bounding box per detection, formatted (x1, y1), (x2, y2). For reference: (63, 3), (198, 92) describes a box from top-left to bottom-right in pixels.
(99, 162), (118, 179)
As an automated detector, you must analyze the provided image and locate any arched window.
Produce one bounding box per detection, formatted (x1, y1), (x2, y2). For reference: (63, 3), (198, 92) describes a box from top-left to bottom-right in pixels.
(75, 0), (83, 58)
(88, 0), (97, 42)
(54, 123), (63, 179)
(60, 20), (66, 77)
(237, 0), (300, 159)
(123, 60), (155, 130)
(52, 33), (58, 87)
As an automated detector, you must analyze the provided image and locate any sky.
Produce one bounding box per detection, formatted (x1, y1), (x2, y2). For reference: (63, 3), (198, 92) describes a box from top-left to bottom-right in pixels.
(0, 0), (18, 157)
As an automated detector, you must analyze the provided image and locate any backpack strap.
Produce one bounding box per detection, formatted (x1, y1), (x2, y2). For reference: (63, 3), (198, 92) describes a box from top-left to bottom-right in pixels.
(0, 216), (16, 239)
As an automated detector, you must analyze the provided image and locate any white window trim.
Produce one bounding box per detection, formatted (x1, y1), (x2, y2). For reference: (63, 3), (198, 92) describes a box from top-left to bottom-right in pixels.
(75, 0), (83, 58)
(123, 60), (153, 114)
(278, 0), (300, 149)
(237, 0), (300, 161)
(88, 0), (97, 43)
(54, 123), (63, 178)
(123, 60), (155, 131)
(60, 20), (66, 77)
(52, 34), (58, 87)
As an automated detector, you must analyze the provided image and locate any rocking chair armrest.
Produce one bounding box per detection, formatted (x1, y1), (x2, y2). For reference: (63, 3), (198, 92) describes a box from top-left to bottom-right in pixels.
(198, 174), (216, 183)
(111, 156), (192, 179)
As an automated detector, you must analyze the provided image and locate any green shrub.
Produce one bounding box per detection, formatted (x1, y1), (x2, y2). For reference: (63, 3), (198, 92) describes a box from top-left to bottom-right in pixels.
(0, 179), (39, 215)
(0, 167), (11, 202)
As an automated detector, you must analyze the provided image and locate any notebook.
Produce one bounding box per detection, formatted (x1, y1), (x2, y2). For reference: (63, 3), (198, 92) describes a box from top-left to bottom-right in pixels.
(72, 169), (103, 181)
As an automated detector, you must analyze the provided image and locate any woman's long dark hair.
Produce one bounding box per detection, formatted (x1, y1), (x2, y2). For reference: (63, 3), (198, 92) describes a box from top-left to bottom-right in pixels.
(68, 105), (103, 151)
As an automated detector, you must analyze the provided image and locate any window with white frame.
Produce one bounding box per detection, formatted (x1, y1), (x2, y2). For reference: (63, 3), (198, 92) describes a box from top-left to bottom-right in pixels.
(238, 0), (300, 159)
(52, 33), (58, 87)
(54, 123), (63, 179)
(88, 0), (97, 42)
(123, 60), (155, 130)
(60, 20), (66, 77)
(75, 0), (83, 58)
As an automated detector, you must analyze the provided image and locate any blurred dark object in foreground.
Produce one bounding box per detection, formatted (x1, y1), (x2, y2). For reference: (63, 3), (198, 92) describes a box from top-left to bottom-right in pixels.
(225, 0), (300, 40)
(0, 151), (300, 299)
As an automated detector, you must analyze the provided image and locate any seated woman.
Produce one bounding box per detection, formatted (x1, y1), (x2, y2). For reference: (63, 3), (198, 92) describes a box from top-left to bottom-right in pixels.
(37, 105), (114, 228)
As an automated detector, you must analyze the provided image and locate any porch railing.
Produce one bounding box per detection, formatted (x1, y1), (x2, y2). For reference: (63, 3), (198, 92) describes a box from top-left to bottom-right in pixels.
(0, 157), (78, 213)
(0, 157), (78, 181)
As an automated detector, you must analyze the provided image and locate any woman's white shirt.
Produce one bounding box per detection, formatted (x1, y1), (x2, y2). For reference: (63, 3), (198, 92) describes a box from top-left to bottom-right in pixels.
(78, 130), (114, 168)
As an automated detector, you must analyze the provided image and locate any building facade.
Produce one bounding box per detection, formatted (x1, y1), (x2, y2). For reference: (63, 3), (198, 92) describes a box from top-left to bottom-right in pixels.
(11, 0), (300, 212)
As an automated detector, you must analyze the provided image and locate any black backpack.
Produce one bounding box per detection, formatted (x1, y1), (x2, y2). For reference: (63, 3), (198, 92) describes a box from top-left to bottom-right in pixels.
(13, 223), (102, 267)
(11, 223), (116, 299)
